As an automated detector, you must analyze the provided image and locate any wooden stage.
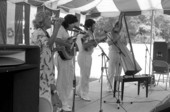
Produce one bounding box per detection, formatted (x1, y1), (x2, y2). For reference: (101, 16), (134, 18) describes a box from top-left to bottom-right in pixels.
(67, 77), (170, 112)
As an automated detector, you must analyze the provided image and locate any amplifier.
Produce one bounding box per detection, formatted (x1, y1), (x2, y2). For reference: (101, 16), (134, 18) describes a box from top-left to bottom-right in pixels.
(153, 42), (168, 62)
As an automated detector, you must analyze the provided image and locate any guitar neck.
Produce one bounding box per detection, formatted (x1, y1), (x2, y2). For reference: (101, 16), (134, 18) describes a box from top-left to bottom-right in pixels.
(83, 38), (106, 49)
(55, 38), (71, 48)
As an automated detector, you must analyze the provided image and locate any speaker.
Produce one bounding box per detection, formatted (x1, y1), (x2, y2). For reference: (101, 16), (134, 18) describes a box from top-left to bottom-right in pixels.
(153, 42), (168, 62)
(0, 50), (25, 66)
(168, 42), (170, 64)
(0, 45), (40, 112)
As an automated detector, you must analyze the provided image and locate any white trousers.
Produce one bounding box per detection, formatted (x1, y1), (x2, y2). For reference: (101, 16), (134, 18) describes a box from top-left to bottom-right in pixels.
(76, 52), (92, 97)
(56, 54), (74, 106)
(107, 50), (122, 89)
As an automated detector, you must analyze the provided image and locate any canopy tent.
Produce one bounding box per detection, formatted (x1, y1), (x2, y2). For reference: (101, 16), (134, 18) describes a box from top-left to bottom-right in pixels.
(44, 0), (170, 17)
(0, 0), (60, 45)
(1, 0), (170, 45)
(1, 0), (170, 75)
(6, 0), (170, 16)
(43, 0), (170, 74)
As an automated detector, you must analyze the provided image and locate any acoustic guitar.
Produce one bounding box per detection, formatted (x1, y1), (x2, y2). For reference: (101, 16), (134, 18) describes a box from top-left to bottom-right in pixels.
(82, 30), (107, 51)
(55, 37), (78, 60)
(82, 37), (106, 51)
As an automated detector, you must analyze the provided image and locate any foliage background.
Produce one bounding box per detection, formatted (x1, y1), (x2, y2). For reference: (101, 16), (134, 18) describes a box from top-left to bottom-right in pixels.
(95, 13), (170, 44)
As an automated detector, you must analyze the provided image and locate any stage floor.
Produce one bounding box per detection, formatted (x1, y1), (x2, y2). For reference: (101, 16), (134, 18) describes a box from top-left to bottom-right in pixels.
(54, 43), (170, 112)
(67, 77), (170, 112)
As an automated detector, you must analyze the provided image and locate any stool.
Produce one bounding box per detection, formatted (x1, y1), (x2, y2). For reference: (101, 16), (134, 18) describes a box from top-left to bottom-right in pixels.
(114, 75), (151, 101)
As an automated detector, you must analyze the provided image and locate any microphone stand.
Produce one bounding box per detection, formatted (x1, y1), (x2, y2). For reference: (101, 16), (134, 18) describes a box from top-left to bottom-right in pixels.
(143, 42), (155, 86)
(92, 33), (109, 112)
(144, 42), (150, 74)
(104, 33), (133, 110)
(72, 45), (76, 112)
(103, 41), (127, 109)
(98, 44), (109, 61)
(71, 31), (81, 112)
(97, 44), (109, 112)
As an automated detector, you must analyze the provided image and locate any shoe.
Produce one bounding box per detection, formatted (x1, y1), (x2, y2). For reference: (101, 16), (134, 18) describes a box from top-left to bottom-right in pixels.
(107, 87), (112, 92)
(81, 95), (91, 101)
(116, 90), (121, 92)
(62, 104), (72, 111)
(76, 92), (81, 98)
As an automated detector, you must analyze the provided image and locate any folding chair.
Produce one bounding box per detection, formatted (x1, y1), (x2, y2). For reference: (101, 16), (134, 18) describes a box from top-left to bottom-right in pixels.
(152, 60), (170, 90)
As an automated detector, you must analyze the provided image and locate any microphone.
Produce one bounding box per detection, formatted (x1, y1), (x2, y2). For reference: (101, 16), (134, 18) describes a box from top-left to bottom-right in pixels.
(71, 29), (86, 34)
(51, 17), (64, 25)
(73, 26), (83, 31)
(80, 24), (87, 29)
(80, 24), (84, 27)
(51, 17), (58, 24)
(104, 30), (108, 34)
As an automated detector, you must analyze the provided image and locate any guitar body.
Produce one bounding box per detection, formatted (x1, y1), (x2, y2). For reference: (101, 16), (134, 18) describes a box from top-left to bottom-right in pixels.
(82, 37), (106, 51)
(55, 38), (78, 60)
(58, 46), (74, 60)
(83, 40), (97, 51)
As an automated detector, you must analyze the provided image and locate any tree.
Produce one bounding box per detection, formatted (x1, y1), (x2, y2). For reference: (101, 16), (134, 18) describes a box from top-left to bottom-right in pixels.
(95, 12), (170, 43)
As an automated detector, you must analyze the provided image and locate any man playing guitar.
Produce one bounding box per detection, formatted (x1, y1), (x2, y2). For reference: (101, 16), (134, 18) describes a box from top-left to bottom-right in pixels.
(55, 14), (79, 112)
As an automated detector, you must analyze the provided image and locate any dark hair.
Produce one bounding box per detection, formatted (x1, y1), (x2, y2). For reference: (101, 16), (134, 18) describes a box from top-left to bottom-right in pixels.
(62, 14), (78, 29)
(32, 11), (51, 29)
(84, 19), (95, 30)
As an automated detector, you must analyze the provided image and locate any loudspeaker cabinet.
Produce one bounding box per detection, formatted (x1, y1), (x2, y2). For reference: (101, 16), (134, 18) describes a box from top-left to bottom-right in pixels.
(0, 45), (40, 112)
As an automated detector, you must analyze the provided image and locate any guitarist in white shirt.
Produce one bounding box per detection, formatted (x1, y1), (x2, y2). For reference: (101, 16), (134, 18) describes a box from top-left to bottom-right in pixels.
(55, 14), (79, 112)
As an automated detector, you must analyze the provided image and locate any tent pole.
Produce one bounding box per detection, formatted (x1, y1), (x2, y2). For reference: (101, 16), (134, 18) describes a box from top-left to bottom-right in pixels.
(149, 10), (154, 75)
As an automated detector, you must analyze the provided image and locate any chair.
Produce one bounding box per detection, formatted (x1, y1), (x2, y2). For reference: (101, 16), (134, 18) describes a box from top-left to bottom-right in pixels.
(152, 60), (170, 90)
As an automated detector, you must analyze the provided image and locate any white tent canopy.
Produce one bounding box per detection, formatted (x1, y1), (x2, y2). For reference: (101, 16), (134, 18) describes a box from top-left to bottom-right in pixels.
(44, 0), (170, 17)
(1, 0), (170, 45)
(6, 0), (170, 16)
(1, 0), (170, 74)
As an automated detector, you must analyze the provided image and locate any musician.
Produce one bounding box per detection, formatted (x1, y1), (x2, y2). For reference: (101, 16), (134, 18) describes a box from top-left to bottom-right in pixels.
(76, 19), (97, 101)
(107, 13), (128, 92)
(55, 14), (78, 111)
(30, 11), (62, 111)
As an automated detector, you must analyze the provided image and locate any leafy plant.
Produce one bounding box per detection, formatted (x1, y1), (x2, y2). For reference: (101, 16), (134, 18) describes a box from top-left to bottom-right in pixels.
(95, 12), (170, 43)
